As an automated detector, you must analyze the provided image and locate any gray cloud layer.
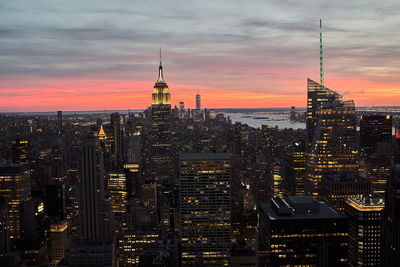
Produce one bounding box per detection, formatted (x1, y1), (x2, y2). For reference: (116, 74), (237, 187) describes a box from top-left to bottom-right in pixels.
(1, 0), (400, 94)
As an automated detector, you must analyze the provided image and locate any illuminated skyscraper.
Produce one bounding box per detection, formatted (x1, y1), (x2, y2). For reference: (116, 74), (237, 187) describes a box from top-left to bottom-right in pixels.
(361, 145), (392, 195)
(98, 124), (107, 140)
(107, 172), (128, 214)
(284, 141), (306, 196)
(270, 164), (284, 198)
(149, 52), (174, 177)
(261, 125), (277, 160)
(179, 153), (231, 267)
(306, 21), (358, 196)
(306, 80), (359, 196)
(11, 139), (29, 164)
(117, 229), (159, 266)
(345, 195), (384, 267)
(49, 221), (68, 264)
(0, 163), (31, 240)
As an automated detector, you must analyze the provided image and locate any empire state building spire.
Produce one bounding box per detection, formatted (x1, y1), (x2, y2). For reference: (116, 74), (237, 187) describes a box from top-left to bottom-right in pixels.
(157, 47), (164, 82)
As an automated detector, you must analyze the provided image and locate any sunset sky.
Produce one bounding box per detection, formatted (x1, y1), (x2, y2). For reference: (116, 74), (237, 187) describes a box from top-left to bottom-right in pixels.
(1, 0), (400, 112)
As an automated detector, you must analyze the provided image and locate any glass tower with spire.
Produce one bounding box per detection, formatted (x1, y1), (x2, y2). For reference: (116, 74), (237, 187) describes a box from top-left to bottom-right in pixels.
(305, 20), (359, 197)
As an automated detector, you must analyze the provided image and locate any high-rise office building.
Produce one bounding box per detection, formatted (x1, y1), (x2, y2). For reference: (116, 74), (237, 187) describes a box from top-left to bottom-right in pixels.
(11, 139), (29, 164)
(306, 79), (359, 197)
(117, 229), (159, 266)
(0, 198), (10, 256)
(290, 106), (296, 121)
(149, 54), (174, 178)
(0, 163), (31, 240)
(49, 221), (68, 264)
(126, 128), (142, 164)
(381, 164), (400, 266)
(269, 164), (284, 198)
(107, 172), (128, 214)
(284, 141), (306, 196)
(345, 195), (384, 267)
(69, 135), (114, 266)
(179, 101), (186, 119)
(57, 111), (62, 127)
(306, 21), (359, 197)
(360, 114), (392, 155)
(260, 125), (278, 160)
(362, 156), (392, 195)
(78, 135), (112, 240)
(141, 182), (157, 213)
(196, 91), (201, 110)
(45, 183), (66, 219)
(179, 152), (231, 267)
(258, 196), (348, 266)
(110, 112), (124, 166)
(361, 141), (393, 195)
(320, 174), (372, 212)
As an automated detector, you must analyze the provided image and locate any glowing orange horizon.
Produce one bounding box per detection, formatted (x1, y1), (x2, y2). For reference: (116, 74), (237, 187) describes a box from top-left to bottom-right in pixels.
(1, 76), (400, 112)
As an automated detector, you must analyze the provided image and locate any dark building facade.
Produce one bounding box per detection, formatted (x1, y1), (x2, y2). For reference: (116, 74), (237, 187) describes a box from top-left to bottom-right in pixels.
(320, 174), (372, 212)
(381, 164), (400, 267)
(179, 152), (231, 267)
(360, 114), (392, 156)
(258, 196), (348, 267)
(79, 135), (112, 240)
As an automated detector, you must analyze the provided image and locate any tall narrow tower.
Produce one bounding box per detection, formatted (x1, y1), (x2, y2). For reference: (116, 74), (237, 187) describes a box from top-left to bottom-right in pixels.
(196, 89), (201, 110)
(319, 19), (324, 87)
(79, 135), (112, 240)
(305, 20), (359, 197)
(149, 50), (174, 177)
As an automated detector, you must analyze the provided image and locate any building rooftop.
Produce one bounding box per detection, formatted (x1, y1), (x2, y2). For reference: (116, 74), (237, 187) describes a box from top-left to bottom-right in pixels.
(179, 152), (230, 161)
(346, 194), (384, 211)
(260, 196), (346, 221)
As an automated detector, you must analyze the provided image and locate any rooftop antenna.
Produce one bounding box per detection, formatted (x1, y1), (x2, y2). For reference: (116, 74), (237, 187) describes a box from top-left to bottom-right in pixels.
(157, 47), (164, 82)
(159, 47), (162, 66)
(319, 19), (324, 87)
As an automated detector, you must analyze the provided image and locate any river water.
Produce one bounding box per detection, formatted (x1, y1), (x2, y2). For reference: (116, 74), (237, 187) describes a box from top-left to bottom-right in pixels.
(223, 112), (306, 130)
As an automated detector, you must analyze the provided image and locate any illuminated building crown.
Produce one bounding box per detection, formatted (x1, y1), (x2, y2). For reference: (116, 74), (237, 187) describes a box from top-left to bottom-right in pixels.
(152, 49), (170, 105)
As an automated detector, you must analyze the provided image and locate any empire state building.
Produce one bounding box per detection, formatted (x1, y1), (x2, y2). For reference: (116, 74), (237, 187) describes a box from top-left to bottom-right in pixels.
(148, 55), (174, 178)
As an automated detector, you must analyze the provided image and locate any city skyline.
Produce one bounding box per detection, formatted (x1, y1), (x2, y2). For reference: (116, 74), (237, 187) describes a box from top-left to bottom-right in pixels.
(1, 1), (400, 112)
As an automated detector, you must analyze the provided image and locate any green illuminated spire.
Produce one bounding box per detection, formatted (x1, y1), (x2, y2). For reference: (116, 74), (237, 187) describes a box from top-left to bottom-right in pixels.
(320, 19), (324, 86)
